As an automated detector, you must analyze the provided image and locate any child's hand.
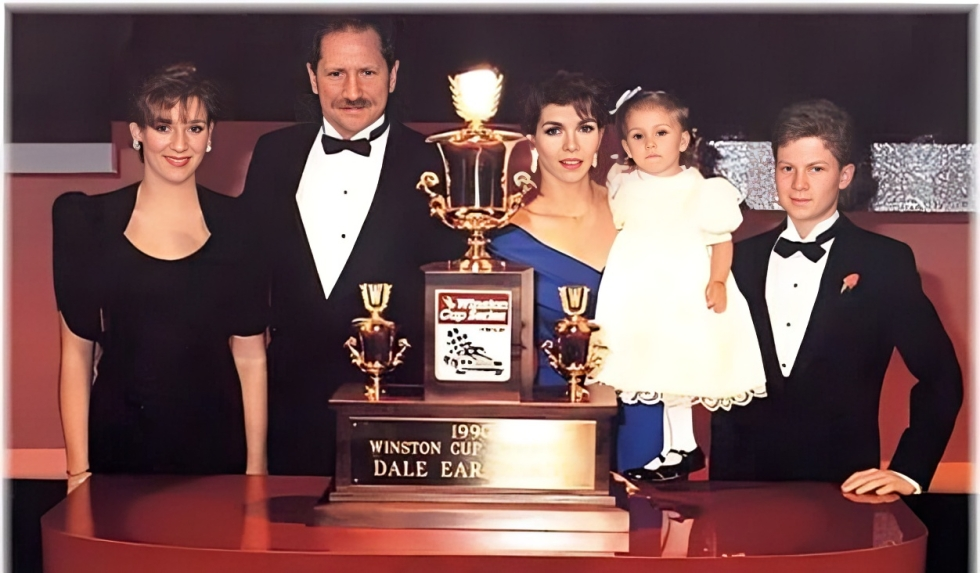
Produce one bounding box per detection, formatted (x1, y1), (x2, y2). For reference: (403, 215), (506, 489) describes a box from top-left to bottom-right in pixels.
(706, 281), (727, 313)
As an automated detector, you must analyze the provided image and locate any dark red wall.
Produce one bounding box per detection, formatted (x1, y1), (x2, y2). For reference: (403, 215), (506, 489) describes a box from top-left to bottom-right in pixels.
(9, 122), (970, 490)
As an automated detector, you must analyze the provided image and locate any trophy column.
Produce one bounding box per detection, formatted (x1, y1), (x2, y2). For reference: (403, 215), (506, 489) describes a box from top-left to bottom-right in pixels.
(422, 260), (534, 402)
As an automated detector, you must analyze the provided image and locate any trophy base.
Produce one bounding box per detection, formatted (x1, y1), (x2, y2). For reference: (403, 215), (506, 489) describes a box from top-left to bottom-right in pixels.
(312, 497), (629, 537)
(328, 382), (620, 504)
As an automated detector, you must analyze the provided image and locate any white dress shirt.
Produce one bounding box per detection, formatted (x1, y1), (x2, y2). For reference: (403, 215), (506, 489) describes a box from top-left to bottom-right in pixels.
(295, 115), (389, 298)
(765, 211), (839, 377)
(765, 211), (921, 494)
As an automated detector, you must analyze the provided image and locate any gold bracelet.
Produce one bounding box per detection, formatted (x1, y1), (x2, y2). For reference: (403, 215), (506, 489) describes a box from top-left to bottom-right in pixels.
(67, 468), (90, 478)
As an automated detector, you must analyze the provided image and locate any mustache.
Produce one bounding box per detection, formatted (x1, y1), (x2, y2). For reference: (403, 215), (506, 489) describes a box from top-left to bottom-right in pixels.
(337, 98), (370, 108)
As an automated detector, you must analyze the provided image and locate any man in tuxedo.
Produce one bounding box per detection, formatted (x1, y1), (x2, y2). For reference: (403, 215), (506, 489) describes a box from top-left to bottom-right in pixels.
(241, 16), (460, 476)
(710, 100), (962, 495)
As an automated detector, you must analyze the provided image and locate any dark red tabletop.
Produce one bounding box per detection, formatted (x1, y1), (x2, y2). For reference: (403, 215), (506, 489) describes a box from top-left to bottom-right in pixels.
(41, 475), (926, 572)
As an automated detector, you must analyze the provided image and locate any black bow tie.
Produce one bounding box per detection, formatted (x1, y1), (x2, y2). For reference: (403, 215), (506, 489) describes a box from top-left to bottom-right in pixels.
(773, 218), (841, 262)
(320, 116), (389, 157)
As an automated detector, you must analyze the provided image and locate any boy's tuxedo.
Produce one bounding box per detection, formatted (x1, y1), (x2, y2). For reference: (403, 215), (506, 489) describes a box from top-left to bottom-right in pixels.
(711, 214), (962, 489)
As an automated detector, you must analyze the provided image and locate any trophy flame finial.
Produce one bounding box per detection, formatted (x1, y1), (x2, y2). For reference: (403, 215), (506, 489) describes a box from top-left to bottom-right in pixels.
(449, 68), (503, 132)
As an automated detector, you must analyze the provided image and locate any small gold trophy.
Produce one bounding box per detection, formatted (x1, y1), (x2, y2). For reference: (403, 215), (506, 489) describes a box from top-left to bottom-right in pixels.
(417, 68), (536, 272)
(344, 283), (410, 402)
(541, 286), (605, 403)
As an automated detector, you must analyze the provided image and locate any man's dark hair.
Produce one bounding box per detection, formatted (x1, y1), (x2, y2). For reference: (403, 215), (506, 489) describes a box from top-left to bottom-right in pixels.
(771, 99), (855, 168)
(307, 16), (396, 72)
(522, 71), (609, 135)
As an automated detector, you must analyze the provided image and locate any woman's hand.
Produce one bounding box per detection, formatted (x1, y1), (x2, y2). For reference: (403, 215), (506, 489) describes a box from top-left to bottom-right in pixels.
(67, 470), (92, 495)
(59, 315), (95, 497)
(232, 334), (268, 479)
(706, 281), (727, 313)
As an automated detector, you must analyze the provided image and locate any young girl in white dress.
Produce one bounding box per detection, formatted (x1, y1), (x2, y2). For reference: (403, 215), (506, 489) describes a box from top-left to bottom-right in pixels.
(593, 89), (767, 482)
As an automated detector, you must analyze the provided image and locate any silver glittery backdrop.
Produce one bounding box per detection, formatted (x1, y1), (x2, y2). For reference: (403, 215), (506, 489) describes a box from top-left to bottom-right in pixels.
(869, 143), (974, 212)
(709, 141), (975, 212)
(710, 141), (777, 210)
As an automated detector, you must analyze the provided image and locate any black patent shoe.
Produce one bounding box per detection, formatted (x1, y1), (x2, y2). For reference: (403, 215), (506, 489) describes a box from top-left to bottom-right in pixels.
(622, 463), (684, 483)
(669, 447), (706, 476)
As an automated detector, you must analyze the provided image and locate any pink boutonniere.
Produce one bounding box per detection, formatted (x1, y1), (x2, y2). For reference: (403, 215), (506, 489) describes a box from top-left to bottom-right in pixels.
(841, 273), (860, 293)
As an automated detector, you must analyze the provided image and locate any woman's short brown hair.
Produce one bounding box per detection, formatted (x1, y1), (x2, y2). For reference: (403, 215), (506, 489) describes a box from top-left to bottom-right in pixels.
(130, 63), (219, 162)
(521, 71), (609, 136)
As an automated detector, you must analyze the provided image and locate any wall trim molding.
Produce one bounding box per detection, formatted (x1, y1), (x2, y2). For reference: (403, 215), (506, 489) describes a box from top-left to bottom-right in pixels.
(8, 448), (67, 479)
(5, 143), (116, 174)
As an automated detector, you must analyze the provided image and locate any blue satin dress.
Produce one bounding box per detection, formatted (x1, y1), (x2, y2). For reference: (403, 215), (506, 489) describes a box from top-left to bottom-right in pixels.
(489, 225), (664, 471)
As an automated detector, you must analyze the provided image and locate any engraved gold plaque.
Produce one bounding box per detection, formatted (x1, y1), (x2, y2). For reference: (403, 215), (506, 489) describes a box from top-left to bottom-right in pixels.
(350, 417), (597, 490)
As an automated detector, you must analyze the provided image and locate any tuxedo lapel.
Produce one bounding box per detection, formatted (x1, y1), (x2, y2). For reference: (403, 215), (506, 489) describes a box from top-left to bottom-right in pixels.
(789, 216), (858, 377)
(283, 124), (328, 300)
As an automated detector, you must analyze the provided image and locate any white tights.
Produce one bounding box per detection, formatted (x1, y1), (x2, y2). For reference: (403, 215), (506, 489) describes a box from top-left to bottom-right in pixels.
(645, 403), (697, 469)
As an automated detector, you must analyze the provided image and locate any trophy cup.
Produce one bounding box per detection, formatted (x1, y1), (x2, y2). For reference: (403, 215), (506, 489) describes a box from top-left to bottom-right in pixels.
(417, 68), (537, 402)
(541, 285), (606, 403)
(417, 68), (536, 272)
(344, 283), (410, 402)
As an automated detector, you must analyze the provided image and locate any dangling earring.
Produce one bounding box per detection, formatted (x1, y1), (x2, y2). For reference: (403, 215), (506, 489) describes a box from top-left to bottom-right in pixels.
(132, 140), (141, 151)
(530, 148), (538, 173)
(206, 142), (212, 153)
(592, 153), (598, 169)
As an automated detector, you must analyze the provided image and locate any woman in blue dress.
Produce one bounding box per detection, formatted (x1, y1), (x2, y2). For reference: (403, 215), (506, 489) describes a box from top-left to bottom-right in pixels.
(489, 71), (665, 480)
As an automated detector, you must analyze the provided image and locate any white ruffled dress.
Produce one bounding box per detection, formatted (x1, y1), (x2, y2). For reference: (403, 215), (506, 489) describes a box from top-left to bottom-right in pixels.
(592, 167), (767, 411)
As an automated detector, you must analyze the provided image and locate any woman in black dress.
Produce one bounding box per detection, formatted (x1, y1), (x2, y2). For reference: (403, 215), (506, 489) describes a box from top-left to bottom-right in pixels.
(53, 64), (268, 493)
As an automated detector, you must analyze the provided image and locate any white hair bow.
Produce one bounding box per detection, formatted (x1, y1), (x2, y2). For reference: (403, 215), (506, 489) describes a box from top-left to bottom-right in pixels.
(609, 86), (642, 115)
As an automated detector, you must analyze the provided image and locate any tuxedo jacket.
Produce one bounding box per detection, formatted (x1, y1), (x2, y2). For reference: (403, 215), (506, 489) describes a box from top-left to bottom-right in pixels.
(710, 215), (962, 489)
(240, 121), (462, 475)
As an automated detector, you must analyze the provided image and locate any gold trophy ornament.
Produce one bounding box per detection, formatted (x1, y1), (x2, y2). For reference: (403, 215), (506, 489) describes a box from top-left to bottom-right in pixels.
(417, 68), (536, 272)
(541, 286), (606, 403)
(344, 283), (410, 401)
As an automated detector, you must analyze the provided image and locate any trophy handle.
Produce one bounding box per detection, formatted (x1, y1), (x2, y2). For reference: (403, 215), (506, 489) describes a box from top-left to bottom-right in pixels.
(513, 171), (536, 193)
(344, 336), (364, 366)
(417, 172), (454, 228)
(587, 335), (608, 374)
(391, 338), (411, 368)
(506, 171), (536, 218)
(540, 339), (564, 375)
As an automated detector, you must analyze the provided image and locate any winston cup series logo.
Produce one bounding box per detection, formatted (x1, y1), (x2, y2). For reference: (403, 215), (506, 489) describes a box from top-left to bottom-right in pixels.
(435, 290), (511, 382)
